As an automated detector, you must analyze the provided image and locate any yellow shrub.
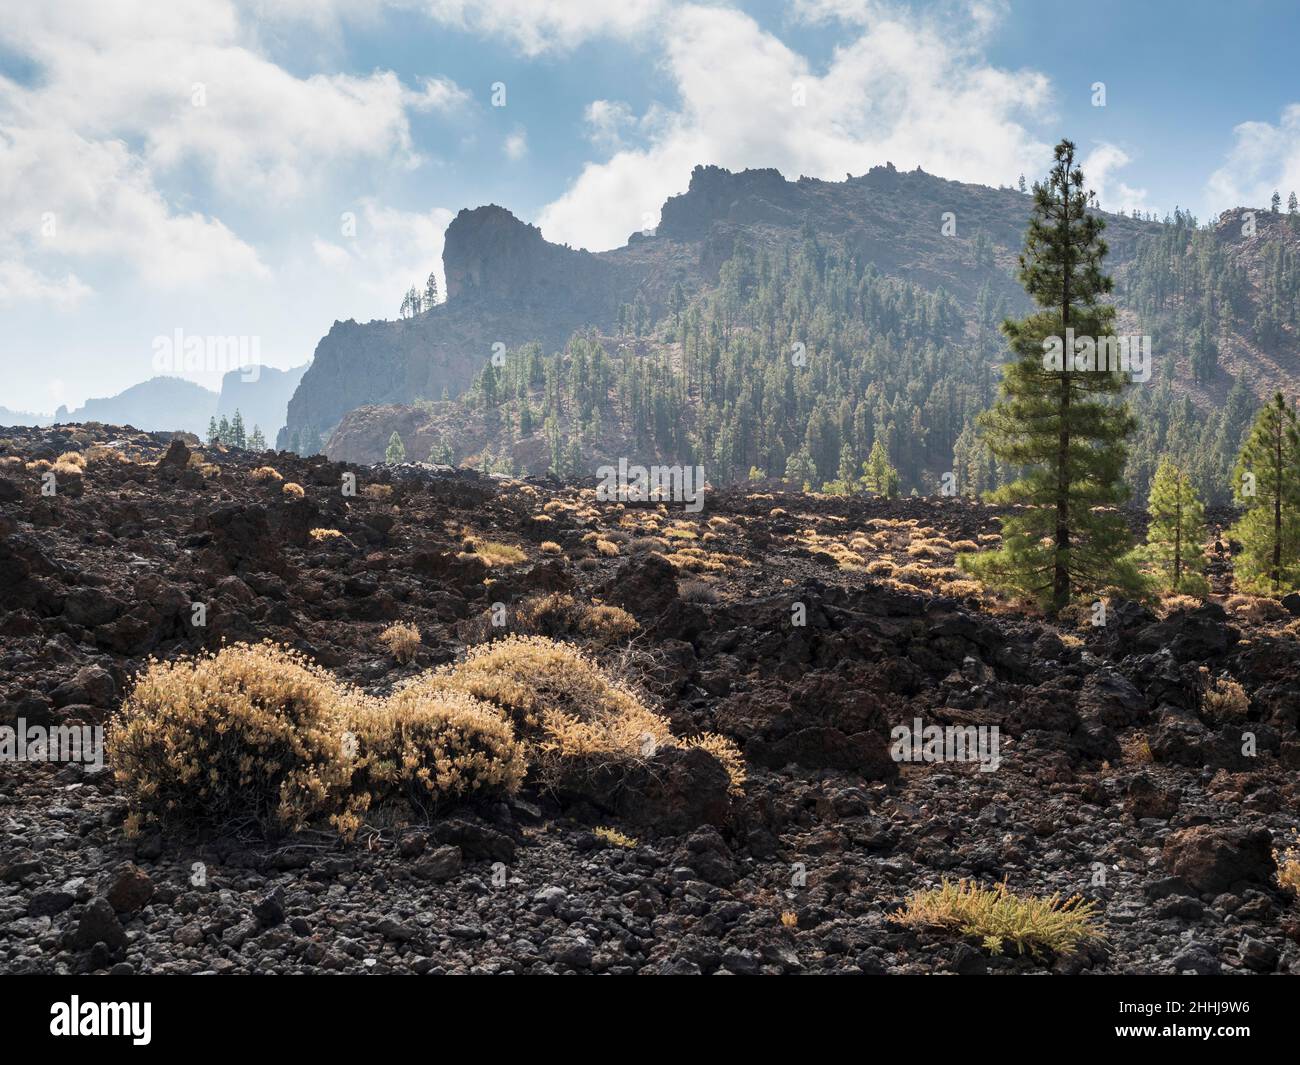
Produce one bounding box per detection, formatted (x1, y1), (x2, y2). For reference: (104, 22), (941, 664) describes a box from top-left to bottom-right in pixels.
(350, 689), (526, 815)
(379, 622), (422, 664)
(362, 483), (393, 501)
(282, 482), (305, 498)
(107, 643), (362, 836)
(506, 593), (639, 643)
(1274, 830), (1300, 895)
(594, 826), (638, 848)
(1203, 675), (1249, 719)
(595, 538), (620, 557)
(55, 450), (86, 470)
(251, 466), (282, 482)
(539, 540), (563, 554)
(866, 559), (895, 577)
(683, 732), (747, 794)
(309, 528), (343, 541)
(466, 539), (526, 566)
(890, 879), (1103, 958)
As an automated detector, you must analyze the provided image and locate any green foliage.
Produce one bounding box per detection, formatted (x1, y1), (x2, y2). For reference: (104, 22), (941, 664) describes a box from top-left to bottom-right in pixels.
(861, 439), (900, 497)
(385, 430), (406, 464)
(1229, 392), (1300, 595)
(1139, 457), (1207, 595)
(962, 140), (1142, 611)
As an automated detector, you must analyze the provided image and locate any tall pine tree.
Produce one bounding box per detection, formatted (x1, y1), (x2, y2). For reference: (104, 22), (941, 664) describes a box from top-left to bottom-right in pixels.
(1230, 392), (1300, 595)
(962, 139), (1141, 612)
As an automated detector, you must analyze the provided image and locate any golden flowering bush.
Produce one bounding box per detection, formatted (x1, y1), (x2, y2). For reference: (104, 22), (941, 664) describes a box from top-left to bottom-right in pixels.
(350, 689), (527, 815)
(108, 643), (364, 836)
(378, 621), (422, 664)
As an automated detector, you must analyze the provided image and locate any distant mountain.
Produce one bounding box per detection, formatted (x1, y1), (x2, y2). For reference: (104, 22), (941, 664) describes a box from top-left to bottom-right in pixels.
(40, 363), (309, 441)
(56, 377), (219, 436)
(0, 406), (54, 428)
(216, 363), (308, 442)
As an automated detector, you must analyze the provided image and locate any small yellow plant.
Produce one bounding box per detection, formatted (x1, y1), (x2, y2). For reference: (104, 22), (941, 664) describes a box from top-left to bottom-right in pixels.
(309, 527), (343, 541)
(595, 538), (619, 557)
(780, 911), (799, 929)
(251, 466), (282, 482)
(539, 540), (563, 554)
(362, 483), (393, 501)
(1203, 674), (1249, 719)
(379, 622), (422, 664)
(682, 732), (747, 794)
(1274, 830), (1300, 895)
(282, 482), (305, 498)
(594, 826), (638, 848)
(466, 539), (526, 566)
(890, 879), (1104, 958)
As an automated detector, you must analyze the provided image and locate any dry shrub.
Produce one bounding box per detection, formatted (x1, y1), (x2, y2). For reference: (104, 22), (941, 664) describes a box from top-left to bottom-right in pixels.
(1225, 594), (1289, 624)
(362, 483), (393, 501)
(939, 579), (983, 598)
(282, 482), (305, 498)
(508, 593), (639, 644)
(466, 538), (526, 566)
(55, 450), (86, 471)
(1202, 674), (1249, 719)
(108, 643), (363, 836)
(405, 637), (675, 787)
(594, 826), (638, 848)
(85, 444), (129, 465)
(950, 539), (980, 552)
(682, 732), (746, 794)
(678, 578), (719, 604)
(890, 879), (1103, 958)
(309, 527), (343, 541)
(349, 689), (526, 815)
(379, 622), (422, 664)
(906, 542), (945, 560)
(595, 538), (620, 557)
(251, 466), (282, 483)
(1160, 593), (1202, 615)
(539, 540), (563, 555)
(1275, 830), (1300, 895)
(866, 559), (895, 577)
(629, 536), (669, 553)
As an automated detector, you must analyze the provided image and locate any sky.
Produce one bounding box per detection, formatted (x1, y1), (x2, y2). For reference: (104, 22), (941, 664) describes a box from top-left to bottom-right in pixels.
(4, 0), (1300, 415)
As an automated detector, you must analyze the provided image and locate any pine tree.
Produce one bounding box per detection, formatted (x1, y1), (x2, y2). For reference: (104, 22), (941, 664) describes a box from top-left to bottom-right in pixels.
(1271, 190), (1282, 214)
(962, 139), (1141, 612)
(424, 271), (439, 309)
(783, 445), (817, 490)
(1141, 457), (1207, 595)
(206, 417), (219, 446)
(385, 431), (407, 464)
(217, 416), (231, 446)
(230, 410), (246, 450)
(1289, 191), (1298, 216)
(861, 439), (899, 497)
(248, 425), (266, 452)
(1230, 392), (1300, 595)
(837, 442), (859, 488)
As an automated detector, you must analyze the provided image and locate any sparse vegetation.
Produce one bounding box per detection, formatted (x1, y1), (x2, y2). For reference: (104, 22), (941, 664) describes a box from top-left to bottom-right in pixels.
(379, 622), (422, 664)
(594, 826), (637, 848)
(890, 879), (1104, 958)
(349, 688), (526, 815)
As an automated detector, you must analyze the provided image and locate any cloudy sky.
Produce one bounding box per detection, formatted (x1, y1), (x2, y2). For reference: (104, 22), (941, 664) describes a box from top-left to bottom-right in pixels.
(4, 0), (1300, 415)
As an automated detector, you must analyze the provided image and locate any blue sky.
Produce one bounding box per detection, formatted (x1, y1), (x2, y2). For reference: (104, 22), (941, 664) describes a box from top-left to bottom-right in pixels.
(3, 0), (1300, 416)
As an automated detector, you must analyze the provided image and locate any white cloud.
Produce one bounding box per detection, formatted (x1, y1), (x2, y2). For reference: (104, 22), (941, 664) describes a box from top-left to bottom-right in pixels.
(421, 0), (666, 56)
(584, 100), (635, 151)
(1083, 143), (1156, 217)
(538, 2), (1053, 250)
(0, 261), (92, 310)
(1208, 104), (1300, 213)
(504, 128), (529, 161)
(0, 0), (467, 303)
(310, 200), (454, 314)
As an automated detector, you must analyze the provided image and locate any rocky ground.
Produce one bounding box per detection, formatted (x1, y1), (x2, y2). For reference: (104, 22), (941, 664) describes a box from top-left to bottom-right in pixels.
(1, 423), (1298, 975)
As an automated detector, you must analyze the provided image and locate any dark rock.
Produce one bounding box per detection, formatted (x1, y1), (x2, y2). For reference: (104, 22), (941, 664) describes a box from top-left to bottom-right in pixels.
(414, 845), (462, 882)
(1161, 825), (1275, 894)
(69, 897), (129, 952)
(106, 863), (154, 914)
